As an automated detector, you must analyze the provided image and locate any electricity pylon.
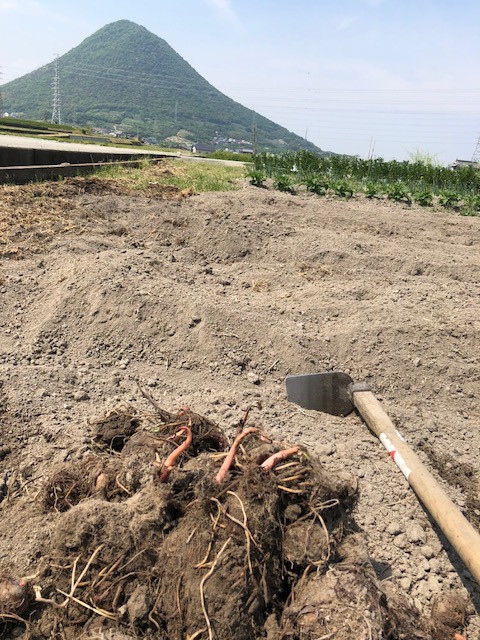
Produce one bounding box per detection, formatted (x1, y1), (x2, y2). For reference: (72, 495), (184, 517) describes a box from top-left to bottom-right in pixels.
(0, 68), (4, 116)
(51, 54), (61, 124)
(472, 136), (480, 163)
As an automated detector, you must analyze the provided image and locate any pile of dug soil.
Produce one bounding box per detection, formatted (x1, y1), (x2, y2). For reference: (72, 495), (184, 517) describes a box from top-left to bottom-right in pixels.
(1, 181), (479, 637)
(0, 402), (466, 639)
(0, 167), (192, 258)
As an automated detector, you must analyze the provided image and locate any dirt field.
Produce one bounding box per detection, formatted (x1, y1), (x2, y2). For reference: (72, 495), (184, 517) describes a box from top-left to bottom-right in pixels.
(0, 176), (479, 638)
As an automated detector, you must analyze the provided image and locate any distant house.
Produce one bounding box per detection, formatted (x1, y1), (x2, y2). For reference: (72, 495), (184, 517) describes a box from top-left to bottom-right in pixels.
(449, 159), (480, 170)
(191, 143), (216, 154)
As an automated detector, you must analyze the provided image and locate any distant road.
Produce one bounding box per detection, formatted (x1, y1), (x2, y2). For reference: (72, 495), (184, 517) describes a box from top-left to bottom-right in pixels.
(0, 134), (246, 166)
(0, 134), (176, 156)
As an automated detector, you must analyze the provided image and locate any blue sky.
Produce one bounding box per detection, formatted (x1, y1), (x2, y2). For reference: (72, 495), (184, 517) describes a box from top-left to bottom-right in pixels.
(0, 0), (479, 162)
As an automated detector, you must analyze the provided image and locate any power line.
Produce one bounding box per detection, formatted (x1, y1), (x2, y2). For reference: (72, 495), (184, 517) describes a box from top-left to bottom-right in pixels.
(57, 62), (479, 110)
(50, 66), (476, 143)
(3, 61), (480, 95)
(51, 54), (61, 124)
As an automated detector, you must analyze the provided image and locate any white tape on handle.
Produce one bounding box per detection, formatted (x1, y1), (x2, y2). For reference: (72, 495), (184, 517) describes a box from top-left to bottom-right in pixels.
(379, 432), (412, 480)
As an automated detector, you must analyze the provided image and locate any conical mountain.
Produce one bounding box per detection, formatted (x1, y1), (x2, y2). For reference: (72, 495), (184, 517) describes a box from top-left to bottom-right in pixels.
(2, 20), (327, 153)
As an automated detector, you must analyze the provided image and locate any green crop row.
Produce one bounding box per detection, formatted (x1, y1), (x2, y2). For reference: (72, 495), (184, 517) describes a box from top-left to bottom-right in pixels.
(252, 150), (480, 196)
(246, 168), (480, 216)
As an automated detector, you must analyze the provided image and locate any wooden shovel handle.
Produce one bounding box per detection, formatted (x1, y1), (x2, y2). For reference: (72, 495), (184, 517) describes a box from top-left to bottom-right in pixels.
(353, 390), (480, 584)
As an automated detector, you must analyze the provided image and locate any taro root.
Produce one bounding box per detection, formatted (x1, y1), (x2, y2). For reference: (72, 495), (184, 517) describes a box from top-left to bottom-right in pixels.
(430, 593), (468, 640)
(280, 565), (387, 640)
(92, 408), (140, 451)
(0, 576), (33, 614)
(16, 403), (458, 639)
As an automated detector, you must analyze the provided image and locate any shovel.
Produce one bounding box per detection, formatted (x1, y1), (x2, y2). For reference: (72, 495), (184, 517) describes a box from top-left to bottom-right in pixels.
(286, 371), (480, 584)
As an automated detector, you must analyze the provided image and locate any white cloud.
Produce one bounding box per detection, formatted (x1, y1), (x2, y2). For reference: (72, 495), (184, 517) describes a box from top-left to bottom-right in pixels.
(203, 0), (243, 31)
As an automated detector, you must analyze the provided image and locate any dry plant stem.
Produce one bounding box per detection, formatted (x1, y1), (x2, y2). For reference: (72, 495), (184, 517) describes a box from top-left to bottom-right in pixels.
(0, 613), (30, 631)
(229, 493), (254, 576)
(114, 549), (147, 575)
(148, 585), (163, 631)
(311, 506), (331, 560)
(158, 425), (192, 482)
(215, 427), (260, 483)
(195, 509), (222, 569)
(200, 537), (231, 640)
(273, 461), (299, 472)
(93, 556), (123, 589)
(277, 485), (305, 494)
(176, 575), (182, 615)
(212, 492), (258, 576)
(115, 474), (131, 494)
(136, 382), (174, 422)
(261, 446), (300, 471)
(187, 630), (208, 640)
(55, 588), (117, 619)
(186, 527), (198, 544)
(34, 544), (104, 609)
(280, 473), (308, 483)
(236, 407), (251, 433)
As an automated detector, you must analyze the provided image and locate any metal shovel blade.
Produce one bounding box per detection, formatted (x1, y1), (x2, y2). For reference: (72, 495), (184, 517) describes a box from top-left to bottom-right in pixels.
(286, 371), (355, 416)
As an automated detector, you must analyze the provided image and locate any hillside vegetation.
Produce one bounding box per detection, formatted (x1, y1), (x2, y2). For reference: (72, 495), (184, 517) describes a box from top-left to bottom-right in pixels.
(1, 20), (327, 154)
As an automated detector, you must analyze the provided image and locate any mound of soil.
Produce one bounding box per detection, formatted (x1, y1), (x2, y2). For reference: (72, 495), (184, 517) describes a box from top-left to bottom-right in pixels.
(0, 164), (192, 258)
(0, 183), (479, 637)
(0, 403), (466, 639)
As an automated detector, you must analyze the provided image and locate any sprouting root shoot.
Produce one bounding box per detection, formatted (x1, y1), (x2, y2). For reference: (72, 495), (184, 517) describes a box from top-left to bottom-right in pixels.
(215, 427), (259, 484)
(157, 426), (192, 482)
(261, 446), (300, 472)
(95, 473), (109, 492)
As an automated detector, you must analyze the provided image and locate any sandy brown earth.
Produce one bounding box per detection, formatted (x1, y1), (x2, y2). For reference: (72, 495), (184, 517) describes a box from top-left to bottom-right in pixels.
(0, 179), (479, 637)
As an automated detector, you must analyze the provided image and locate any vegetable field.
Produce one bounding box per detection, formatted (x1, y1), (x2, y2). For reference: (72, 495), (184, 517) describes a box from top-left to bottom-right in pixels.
(251, 151), (480, 215)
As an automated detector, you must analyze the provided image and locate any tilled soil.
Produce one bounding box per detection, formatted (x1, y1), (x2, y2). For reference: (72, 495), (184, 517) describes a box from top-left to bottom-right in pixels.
(0, 181), (479, 637)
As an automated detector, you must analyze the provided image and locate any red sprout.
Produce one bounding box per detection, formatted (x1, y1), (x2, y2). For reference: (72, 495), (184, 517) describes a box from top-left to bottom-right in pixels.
(260, 446), (300, 472)
(158, 426), (192, 482)
(215, 427), (259, 484)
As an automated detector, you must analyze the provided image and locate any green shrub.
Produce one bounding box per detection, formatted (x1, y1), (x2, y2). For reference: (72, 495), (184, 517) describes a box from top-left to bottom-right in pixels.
(273, 174), (296, 194)
(304, 174), (329, 195)
(460, 194), (480, 216)
(364, 182), (379, 198)
(247, 169), (266, 187)
(467, 194), (480, 210)
(208, 151), (253, 162)
(387, 183), (411, 203)
(438, 190), (461, 208)
(413, 190), (433, 206)
(333, 179), (353, 198)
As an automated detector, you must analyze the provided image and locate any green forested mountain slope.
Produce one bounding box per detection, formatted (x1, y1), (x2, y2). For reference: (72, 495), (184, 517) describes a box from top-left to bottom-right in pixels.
(2, 20), (328, 153)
